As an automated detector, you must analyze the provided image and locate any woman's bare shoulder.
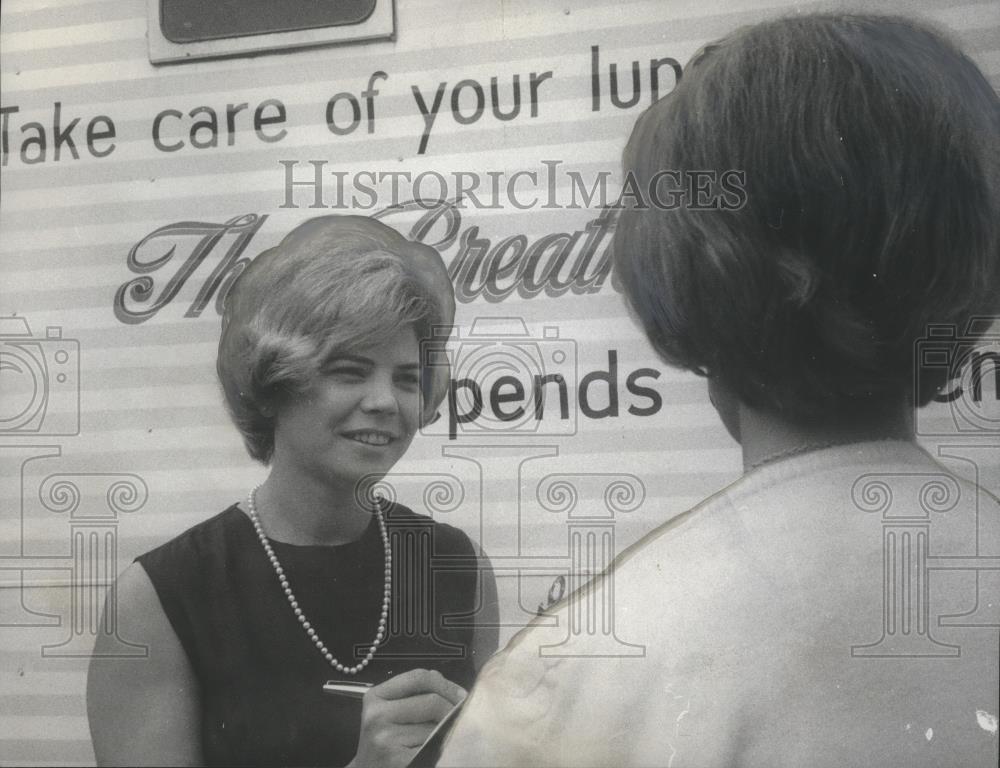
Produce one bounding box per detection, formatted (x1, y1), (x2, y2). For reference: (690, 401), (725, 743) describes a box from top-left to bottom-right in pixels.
(87, 562), (203, 766)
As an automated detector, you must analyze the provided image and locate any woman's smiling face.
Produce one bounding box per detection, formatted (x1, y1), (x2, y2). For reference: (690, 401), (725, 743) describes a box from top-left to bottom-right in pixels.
(270, 326), (422, 492)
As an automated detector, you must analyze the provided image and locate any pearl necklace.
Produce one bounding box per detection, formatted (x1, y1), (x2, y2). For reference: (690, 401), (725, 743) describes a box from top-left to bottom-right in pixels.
(247, 486), (391, 675)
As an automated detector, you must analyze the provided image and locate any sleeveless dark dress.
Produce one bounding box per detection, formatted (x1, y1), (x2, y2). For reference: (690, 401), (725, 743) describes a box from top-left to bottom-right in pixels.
(137, 502), (482, 767)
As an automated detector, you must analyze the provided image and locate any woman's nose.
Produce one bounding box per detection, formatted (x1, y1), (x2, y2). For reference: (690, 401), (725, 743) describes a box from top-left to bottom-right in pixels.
(360, 376), (399, 413)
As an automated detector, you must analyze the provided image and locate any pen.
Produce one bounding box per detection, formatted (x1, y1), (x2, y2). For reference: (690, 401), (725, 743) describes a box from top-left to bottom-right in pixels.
(322, 681), (373, 699)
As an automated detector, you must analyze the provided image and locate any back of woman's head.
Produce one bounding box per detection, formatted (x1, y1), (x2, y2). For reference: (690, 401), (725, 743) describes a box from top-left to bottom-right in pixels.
(614, 13), (1000, 424)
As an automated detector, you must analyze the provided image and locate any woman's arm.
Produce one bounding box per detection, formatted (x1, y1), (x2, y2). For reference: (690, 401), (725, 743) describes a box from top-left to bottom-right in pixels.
(470, 546), (500, 671)
(351, 668), (466, 768)
(87, 562), (204, 766)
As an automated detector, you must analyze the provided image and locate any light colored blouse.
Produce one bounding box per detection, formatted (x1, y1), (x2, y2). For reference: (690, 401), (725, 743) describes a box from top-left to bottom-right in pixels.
(439, 441), (1000, 767)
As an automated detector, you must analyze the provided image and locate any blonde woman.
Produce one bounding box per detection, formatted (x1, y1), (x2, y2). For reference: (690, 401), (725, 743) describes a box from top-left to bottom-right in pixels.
(88, 216), (498, 767)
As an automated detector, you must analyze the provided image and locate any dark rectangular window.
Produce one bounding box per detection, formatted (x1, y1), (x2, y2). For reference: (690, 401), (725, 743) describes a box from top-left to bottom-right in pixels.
(160, 0), (378, 44)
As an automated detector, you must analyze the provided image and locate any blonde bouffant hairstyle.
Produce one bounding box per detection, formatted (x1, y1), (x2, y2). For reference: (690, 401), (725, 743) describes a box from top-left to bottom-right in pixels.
(217, 215), (455, 464)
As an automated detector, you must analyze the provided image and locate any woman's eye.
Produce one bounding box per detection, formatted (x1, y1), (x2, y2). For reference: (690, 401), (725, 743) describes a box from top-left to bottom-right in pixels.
(326, 366), (366, 379)
(396, 373), (420, 389)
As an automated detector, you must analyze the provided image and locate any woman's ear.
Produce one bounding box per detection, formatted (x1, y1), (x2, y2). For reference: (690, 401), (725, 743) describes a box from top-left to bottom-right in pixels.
(419, 334), (453, 429)
(420, 406), (444, 430)
(419, 371), (448, 430)
(707, 376), (742, 444)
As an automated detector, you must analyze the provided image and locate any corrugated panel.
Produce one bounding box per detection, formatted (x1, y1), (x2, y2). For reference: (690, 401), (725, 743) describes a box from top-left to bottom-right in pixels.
(2, 0), (998, 764)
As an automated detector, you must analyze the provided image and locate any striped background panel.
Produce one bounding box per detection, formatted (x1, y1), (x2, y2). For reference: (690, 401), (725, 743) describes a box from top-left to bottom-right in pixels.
(2, 0), (998, 763)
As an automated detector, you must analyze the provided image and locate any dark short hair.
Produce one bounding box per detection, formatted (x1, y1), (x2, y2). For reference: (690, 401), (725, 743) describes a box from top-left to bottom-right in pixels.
(217, 215), (454, 463)
(614, 13), (1000, 423)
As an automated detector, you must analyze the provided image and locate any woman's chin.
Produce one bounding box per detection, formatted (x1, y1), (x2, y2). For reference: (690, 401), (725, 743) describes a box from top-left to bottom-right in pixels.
(330, 444), (404, 483)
